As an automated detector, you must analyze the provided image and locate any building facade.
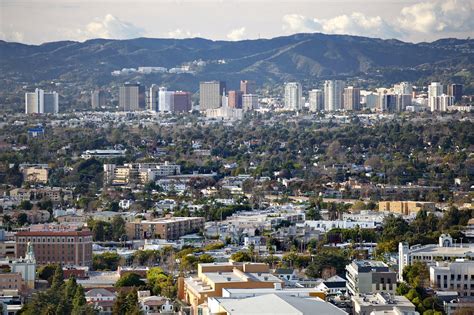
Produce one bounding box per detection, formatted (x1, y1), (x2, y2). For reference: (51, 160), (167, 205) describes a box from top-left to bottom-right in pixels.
(324, 80), (344, 111)
(126, 216), (205, 240)
(158, 87), (174, 112)
(25, 88), (59, 114)
(200, 81), (226, 110)
(172, 91), (192, 113)
(346, 260), (397, 296)
(343, 86), (361, 111)
(91, 90), (106, 109)
(240, 80), (256, 95)
(309, 89), (323, 112)
(148, 84), (160, 111)
(119, 82), (146, 111)
(15, 230), (93, 267)
(242, 94), (258, 111)
(430, 260), (474, 297)
(284, 82), (303, 111)
(228, 90), (243, 109)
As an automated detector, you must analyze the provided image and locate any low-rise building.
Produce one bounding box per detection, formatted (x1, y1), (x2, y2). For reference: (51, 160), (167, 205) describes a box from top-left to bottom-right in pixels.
(126, 216), (204, 240)
(180, 262), (283, 314)
(399, 234), (474, 281)
(9, 187), (73, 203)
(208, 293), (347, 315)
(346, 260), (397, 296)
(378, 201), (435, 215)
(430, 259), (474, 297)
(352, 292), (418, 315)
(21, 165), (49, 184)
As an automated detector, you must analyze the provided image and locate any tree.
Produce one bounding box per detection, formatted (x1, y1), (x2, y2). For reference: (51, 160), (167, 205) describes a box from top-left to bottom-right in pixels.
(19, 200), (33, 210)
(403, 261), (429, 288)
(37, 264), (57, 284)
(305, 250), (349, 278)
(115, 273), (145, 288)
(93, 252), (121, 271)
(72, 285), (86, 315)
(230, 251), (252, 262)
(17, 213), (29, 226)
(51, 264), (64, 290)
(111, 215), (126, 241)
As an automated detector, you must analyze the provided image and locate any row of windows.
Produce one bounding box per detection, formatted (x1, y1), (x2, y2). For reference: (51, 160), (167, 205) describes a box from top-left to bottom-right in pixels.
(18, 236), (92, 243)
(437, 274), (474, 281)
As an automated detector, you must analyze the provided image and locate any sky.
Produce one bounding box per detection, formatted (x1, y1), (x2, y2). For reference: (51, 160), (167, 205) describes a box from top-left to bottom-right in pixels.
(0, 0), (473, 45)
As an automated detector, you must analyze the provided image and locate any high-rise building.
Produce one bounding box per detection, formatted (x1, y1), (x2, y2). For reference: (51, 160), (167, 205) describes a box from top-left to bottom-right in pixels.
(148, 84), (160, 111)
(284, 82), (303, 111)
(395, 94), (412, 112)
(240, 80), (256, 95)
(25, 88), (59, 114)
(242, 94), (258, 111)
(323, 80), (344, 111)
(200, 81), (226, 110)
(376, 91), (397, 112)
(91, 90), (105, 109)
(343, 86), (361, 111)
(431, 94), (453, 112)
(228, 90), (243, 109)
(428, 82), (443, 111)
(393, 82), (413, 95)
(159, 87), (174, 112)
(448, 84), (463, 103)
(119, 82), (146, 111)
(173, 91), (192, 113)
(308, 89), (324, 112)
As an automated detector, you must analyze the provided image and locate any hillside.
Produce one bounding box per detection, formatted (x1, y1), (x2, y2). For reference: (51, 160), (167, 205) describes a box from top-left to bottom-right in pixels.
(0, 33), (473, 102)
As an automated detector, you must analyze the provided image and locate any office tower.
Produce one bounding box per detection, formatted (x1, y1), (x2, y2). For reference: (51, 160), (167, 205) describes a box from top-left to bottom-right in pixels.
(377, 92), (397, 112)
(431, 94), (453, 112)
(343, 86), (361, 111)
(242, 94), (258, 111)
(393, 82), (413, 95)
(119, 82), (146, 111)
(308, 89), (324, 112)
(200, 81), (226, 110)
(149, 84), (160, 111)
(228, 90), (243, 109)
(284, 82), (303, 111)
(395, 94), (412, 112)
(448, 84), (463, 103)
(25, 88), (59, 114)
(240, 80), (256, 94)
(158, 87), (174, 112)
(363, 92), (378, 109)
(323, 80), (344, 111)
(173, 91), (192, 113)
(428, 82), (443, 111)
(91, 90), (105, 109)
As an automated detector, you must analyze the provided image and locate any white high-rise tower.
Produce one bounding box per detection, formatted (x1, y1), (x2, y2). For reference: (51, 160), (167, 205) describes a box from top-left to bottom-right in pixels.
(323, 80), (344, 111)
(284, 82), (302, 111)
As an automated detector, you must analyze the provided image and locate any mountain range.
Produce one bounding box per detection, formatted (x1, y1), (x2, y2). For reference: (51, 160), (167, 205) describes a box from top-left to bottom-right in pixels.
(0, 33), (473, 96)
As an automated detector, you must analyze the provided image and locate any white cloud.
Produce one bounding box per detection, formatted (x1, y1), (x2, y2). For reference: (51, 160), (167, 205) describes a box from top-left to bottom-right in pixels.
(398, 0), (473, 34)
(75, 14), (144, 40)
(226, 27), (246, 41)
(166, 29), (201, 39)
(283, 12), (400, 39)
(0, 23), (25, 42)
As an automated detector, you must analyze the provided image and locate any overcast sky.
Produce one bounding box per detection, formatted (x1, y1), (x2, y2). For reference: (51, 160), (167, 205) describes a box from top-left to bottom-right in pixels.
(1, 0), (473, 44)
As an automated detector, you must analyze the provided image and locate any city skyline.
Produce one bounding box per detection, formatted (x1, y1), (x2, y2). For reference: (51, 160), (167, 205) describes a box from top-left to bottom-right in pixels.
(0, 0), (473, 45)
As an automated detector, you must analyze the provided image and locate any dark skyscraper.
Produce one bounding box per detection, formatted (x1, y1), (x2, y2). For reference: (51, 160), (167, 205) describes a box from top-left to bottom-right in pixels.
(240, 80), (256, 95)
(448, 84), (463, 103)
(228, 90), (243, 108)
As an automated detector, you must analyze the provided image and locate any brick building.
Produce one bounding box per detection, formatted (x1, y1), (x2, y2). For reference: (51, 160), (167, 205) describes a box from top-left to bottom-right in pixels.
(15, 230), (93, 267)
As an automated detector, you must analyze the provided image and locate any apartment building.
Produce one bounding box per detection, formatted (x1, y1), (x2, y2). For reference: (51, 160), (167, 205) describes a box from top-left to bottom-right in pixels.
(9, 187), (73, 203)
(346, 260), (397, 296)
(378, 201), (435, 215)
(430, 260), (474, 297)
(126, 216), (204, 240)
(179, 262), (283, 314)
(15, 230), (93, 267)
(104, 162), (181, 186)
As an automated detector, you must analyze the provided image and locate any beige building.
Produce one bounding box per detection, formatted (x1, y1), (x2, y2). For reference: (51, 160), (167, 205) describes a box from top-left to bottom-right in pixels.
(0, 241), (16, 259)
(179, 262), (283, 314)
(0, 273), (25, 292)
(378, 201), (435, 215)
(126, 216), (204, 240)
(9, 187), (72, 203)
(22, 166), (49, 184)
